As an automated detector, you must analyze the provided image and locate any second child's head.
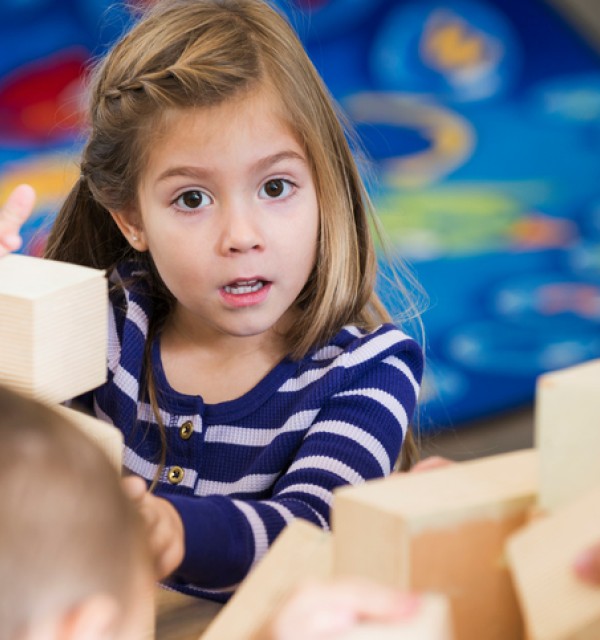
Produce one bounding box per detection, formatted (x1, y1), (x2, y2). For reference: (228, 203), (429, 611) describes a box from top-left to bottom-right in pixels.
(47, 0), (388, 358)
(0, 386), (153, 640)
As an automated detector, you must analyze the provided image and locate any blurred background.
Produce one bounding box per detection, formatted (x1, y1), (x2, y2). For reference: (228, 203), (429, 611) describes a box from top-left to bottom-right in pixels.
(1, 0), (599, 447)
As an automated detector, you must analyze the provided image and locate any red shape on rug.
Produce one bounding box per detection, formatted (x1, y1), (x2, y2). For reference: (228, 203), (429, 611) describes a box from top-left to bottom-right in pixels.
(0, 47), (89, 145)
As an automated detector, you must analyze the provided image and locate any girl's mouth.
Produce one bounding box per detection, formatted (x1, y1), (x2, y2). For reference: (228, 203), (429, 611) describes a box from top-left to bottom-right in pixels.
(220, 279), (272, 308)
(223, 279), (265, 295)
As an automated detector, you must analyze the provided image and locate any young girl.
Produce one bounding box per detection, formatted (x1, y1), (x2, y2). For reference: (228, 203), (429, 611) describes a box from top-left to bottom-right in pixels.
(1, 0), (424, 601)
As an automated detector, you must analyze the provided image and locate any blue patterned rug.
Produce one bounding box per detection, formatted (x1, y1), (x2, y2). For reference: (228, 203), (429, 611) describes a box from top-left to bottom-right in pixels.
(2, 0), (599, 431)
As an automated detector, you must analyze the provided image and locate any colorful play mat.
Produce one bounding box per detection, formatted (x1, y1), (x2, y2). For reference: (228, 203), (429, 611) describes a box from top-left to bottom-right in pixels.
(2, 0), (600, 432)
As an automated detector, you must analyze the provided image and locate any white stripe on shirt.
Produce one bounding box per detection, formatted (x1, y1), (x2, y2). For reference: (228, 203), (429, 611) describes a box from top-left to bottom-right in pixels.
(312, 344), (345, 360)
(124, 299), (150, 338)
(107, 307), (120, 372)
(279, 330), (411, 392)
(113, 366), (140, 403)
(335, 388), (408, 433)
(123, 446), (160, 480)
(196, 473), (280, 497)
(383, 355), (421, 398)
(278, 483), (333, 508)
(269, 498), (329, 529)
(233, 500), (269, 569)
(261, 500), (295, 525)
(344, 325), (368, 337)
(306, 420), (390, 474)
(286, 455), (364, 485)
(136, 401), (174, 429)
(205, 409), (320, 446)
(123, 447), (198, 489)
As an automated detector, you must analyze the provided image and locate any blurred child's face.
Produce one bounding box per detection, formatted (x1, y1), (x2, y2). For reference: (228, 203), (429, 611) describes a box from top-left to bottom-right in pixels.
(128, 87), (319, 347)
(112, 564), (155, 640)
(21, 563), (154, 640)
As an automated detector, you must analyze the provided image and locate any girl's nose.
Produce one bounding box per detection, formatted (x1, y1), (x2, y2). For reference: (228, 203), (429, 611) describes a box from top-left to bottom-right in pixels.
(219, 206), (264, 255)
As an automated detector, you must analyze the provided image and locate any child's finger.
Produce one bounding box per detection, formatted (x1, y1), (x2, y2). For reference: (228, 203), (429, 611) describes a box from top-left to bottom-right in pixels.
(574, 542), (600, 584)
(121, 475), (148, 502)
(322, 580), (421, 621)
(0, 233), (23, 254)
(144, 498), (185, 580)
(270, 581), (421, 640)
(0, 184), (36, 230)
(154, 538), (184, 580)
(0, 185), (36, 256)
(410, 456), (455, 473)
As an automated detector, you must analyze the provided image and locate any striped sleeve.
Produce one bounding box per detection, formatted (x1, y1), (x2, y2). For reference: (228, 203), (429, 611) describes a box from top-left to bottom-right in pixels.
(165, 333), (422, 596)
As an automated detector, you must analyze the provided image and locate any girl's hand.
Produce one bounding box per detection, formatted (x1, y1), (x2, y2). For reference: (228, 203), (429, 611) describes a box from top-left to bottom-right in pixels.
(122, 475), (185, 581)
(574, 541), (600, 585)
(0, 184), (36, 256)
(264, 579), (421, 640)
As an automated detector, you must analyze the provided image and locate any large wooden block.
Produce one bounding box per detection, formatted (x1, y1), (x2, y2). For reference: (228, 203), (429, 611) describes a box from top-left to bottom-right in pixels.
(0, 254), (107, 403)
(333, 449), (539, 640)
(507, 484), (600, 640)
(202, 519), (332, 640)
(535, 360), (600, 512)
(54, 405), (123, 471)
(335, 593), (454, 640)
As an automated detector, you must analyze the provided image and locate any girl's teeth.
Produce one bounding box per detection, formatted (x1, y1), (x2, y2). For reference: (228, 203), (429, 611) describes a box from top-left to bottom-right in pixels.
(224, 281), (264, 295)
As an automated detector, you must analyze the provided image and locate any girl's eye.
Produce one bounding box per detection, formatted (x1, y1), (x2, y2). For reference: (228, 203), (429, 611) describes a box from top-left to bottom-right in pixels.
(260, 179), (293, 199)
(174, 190), (211, 211)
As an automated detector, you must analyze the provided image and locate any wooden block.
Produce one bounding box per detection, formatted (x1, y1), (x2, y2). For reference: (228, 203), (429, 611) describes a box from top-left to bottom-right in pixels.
(507, 484), (600, 640)
(535, 360), (600, 512)
(54, 405), (123, 471)
(202, 519), (332, 640)
(333, 449), (539, 640)
(334, 593), (454, 640)
(0, 254), (107, 403)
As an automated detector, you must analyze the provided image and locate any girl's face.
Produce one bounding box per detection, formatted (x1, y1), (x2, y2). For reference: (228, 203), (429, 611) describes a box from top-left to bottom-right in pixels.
(120, 88), (319, 347)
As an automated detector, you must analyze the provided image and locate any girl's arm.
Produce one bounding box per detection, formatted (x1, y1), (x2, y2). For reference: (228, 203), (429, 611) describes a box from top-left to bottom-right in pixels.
(158, 339), (422, 596)
(0, 185), (36, 256)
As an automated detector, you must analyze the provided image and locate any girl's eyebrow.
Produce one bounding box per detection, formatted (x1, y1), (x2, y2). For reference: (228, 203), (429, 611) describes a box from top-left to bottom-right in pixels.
(156, 150), (307, 183)
(253, 150), (307, 173)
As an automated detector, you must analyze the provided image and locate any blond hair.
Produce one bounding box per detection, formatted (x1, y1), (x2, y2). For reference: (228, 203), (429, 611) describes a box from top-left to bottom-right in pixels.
(0, 386), (147, 639)
(45, 0), (421, 468)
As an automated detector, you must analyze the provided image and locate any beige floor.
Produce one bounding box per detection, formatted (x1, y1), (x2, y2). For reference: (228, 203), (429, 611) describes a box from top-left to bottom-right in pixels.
(419, 404), (535, 462)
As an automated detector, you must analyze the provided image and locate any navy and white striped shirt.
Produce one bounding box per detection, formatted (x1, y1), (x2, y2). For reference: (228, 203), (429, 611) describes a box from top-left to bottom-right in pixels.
(80, 262), (423, 600)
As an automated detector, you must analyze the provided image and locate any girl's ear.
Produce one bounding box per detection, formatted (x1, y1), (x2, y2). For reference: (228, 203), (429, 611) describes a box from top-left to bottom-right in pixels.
(109, 209), (149, 252)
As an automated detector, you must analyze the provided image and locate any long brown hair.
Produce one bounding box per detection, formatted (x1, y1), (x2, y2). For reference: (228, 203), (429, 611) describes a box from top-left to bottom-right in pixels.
(45, 0), (422, 469)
